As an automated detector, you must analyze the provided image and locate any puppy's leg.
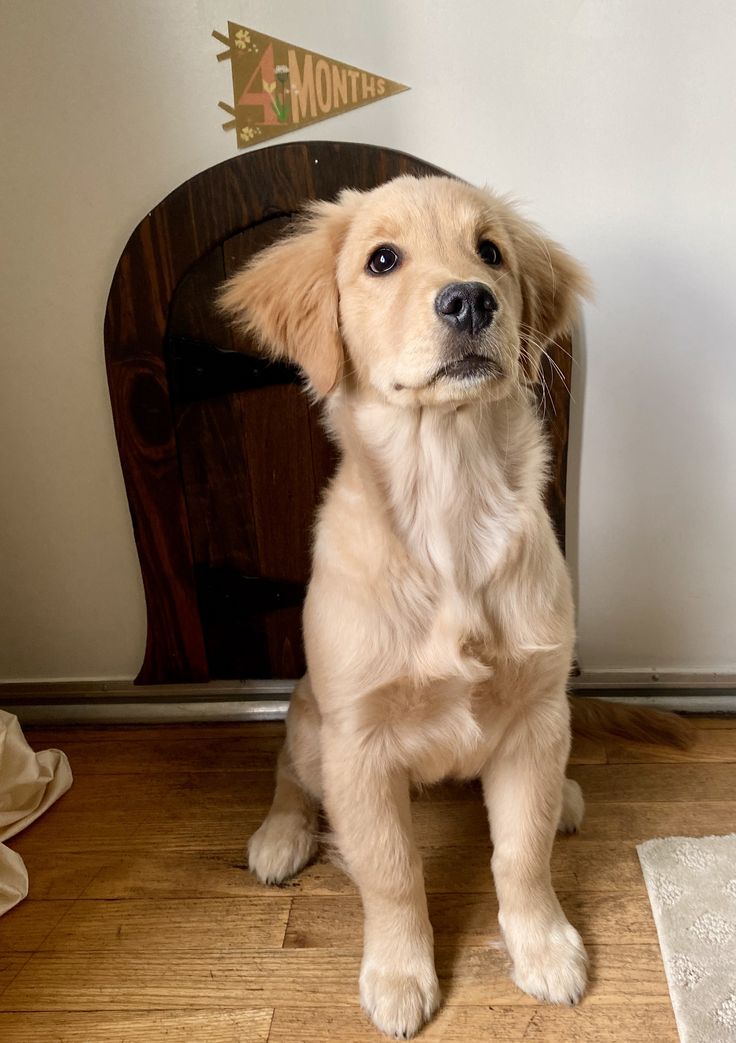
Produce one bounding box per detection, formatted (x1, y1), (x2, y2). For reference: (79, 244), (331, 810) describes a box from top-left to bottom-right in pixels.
(248, 677), (320, 885)
(482, 701), (588, 1004)
(322, 725), (440, 1040)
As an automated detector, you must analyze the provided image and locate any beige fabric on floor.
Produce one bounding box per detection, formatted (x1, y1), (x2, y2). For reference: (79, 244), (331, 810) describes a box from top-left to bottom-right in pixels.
(638, 834), (736, 1043)
(0, 709), (72, 915)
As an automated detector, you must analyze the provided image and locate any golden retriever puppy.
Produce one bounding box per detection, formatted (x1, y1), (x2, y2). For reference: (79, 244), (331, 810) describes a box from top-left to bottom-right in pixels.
(220, 174), (591, 1038)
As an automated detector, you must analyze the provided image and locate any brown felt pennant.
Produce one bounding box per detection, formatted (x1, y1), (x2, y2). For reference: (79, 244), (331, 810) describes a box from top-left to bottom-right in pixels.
(215, 22), (409, 148)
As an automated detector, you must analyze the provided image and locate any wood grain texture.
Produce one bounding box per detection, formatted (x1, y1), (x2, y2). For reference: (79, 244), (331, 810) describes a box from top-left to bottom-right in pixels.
(2, 717), (731, 1040)
(21, 722), (288, 746)
(0, 945), (671, 1011)
(39, 898), (290, 953)
(268, 1004), (677, 1042)
(75, 839), (645, 901)
(0, 901), (72, 953)
(283, 891), (657, 948)
(568, 762), (736, 802)
(27, 731), (284, 774)
(0, 1009), (273, 1043)
(0, 956), (32, 994)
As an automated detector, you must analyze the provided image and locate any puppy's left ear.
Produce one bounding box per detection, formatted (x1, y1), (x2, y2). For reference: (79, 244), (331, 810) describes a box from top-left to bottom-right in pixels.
(218, 192), (359, 397)
(517, 231), (592, 384)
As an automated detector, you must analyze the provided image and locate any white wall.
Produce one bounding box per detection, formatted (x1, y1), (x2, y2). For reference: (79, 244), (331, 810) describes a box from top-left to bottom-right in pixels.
(1, 0), (735, 682)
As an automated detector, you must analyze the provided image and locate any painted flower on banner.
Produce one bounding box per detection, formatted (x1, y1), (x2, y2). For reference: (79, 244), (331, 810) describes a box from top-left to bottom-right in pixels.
(264, 68), (291, 123)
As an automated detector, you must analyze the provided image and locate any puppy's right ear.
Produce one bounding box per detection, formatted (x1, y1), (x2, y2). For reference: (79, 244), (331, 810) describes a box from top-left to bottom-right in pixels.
(218, 193), (359, 397)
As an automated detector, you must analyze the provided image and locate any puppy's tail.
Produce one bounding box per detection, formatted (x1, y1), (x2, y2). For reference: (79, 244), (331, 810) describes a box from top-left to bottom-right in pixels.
(569, 694), (694, 750)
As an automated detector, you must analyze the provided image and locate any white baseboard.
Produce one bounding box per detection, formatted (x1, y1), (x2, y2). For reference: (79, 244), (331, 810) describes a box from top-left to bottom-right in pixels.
(0, 679), (293, 726)
(0, 679), (295, 699)
(4, 699), (291, 726)
(573, 669), (736, 689)
(593, 693), (736, 713)
(2, 675), (735, 726)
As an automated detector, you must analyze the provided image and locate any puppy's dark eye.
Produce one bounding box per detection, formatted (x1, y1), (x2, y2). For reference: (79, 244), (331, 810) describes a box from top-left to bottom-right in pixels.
(478, 239), (503, 267)
(367, 245), (400, 275)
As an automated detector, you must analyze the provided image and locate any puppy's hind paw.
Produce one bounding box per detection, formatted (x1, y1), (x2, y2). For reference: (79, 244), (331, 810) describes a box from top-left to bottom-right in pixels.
(557, 778), (585, 834)
(247, 812), (317, 885)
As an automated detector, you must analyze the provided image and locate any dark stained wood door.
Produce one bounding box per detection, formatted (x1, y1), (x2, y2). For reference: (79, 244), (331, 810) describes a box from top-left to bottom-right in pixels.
(165, 217), (337, 679)
(105, 142), (573, 685)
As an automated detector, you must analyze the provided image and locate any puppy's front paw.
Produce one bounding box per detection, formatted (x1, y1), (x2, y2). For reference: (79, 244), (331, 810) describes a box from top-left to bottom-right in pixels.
(360, 961), (440, 1039)
(247, 812), (317, 885)
(506, 918), (588, 1005)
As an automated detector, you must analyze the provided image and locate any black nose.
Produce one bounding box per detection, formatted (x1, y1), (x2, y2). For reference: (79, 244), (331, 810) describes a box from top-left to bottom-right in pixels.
(435, 281), (497, 335)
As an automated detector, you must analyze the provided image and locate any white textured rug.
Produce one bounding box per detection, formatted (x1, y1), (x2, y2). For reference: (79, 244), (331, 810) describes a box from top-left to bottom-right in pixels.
(638, 835), (736, 1042)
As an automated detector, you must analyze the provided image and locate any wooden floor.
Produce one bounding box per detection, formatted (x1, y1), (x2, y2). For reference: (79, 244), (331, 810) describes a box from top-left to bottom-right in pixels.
(1, 716), (735, 1041)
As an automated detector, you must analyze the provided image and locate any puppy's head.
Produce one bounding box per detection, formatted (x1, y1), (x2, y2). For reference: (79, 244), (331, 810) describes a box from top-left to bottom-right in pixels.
(219, 176), (590, 405)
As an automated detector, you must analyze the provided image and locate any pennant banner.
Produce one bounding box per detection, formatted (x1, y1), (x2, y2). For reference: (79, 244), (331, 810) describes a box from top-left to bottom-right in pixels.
(214, 22), (409, 149)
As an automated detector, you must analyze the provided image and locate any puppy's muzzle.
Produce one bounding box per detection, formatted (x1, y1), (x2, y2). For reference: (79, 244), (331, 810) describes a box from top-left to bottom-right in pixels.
(435, 281), (497, 336)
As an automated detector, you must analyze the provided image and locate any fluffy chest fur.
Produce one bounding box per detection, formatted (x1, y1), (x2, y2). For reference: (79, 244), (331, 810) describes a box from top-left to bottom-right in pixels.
(306, 390), (570, 716)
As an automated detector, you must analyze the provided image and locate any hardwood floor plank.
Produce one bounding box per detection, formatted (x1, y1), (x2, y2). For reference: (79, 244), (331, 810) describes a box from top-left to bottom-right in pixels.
(0, 1008), (273, 1043)
(684, 715), (736, 729)
(268, 1003), (678, 1042)
(411, 799), (736, 844)
(566, 799), (736, 839)
(419, 841), (647, 896)
(9, 810), (152, 852)
(129, 809), (272, 850)
(126, 798), (736, 852)
(569, 762), (736, 802)
(16, 771), (277, 816)
(34, 734), (282, 775)
(0, 955), (32, 994)
(80, 849), (258, 899)
(570, 734), (607, 764)
(40, 898), (291, 952)
(439, 944), (671, 1005)
(0, 945), (670, 1010)
(12, 851), (112, 900)
(605, 726), (736, 763)
(12, 795), (735, 871)
(76, 839), (644, 900)
(0, 901), (73, 953)
(283, 891), (656, 948)
(12, 807), (269, 855)
(11, 792), (729, 859)
(25, 723), (286, 746)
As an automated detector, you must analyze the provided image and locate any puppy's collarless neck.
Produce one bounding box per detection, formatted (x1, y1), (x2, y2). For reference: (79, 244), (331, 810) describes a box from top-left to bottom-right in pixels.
(326, 391), (546, 553)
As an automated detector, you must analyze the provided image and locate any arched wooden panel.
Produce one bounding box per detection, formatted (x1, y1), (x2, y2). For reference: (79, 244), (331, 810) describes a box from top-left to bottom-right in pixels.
(166, 219), (326, 679)
(104, 141), (573, 684)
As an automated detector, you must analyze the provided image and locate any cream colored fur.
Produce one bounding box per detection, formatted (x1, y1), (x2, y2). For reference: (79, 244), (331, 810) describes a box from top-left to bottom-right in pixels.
(220, 175), (593, 1038)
